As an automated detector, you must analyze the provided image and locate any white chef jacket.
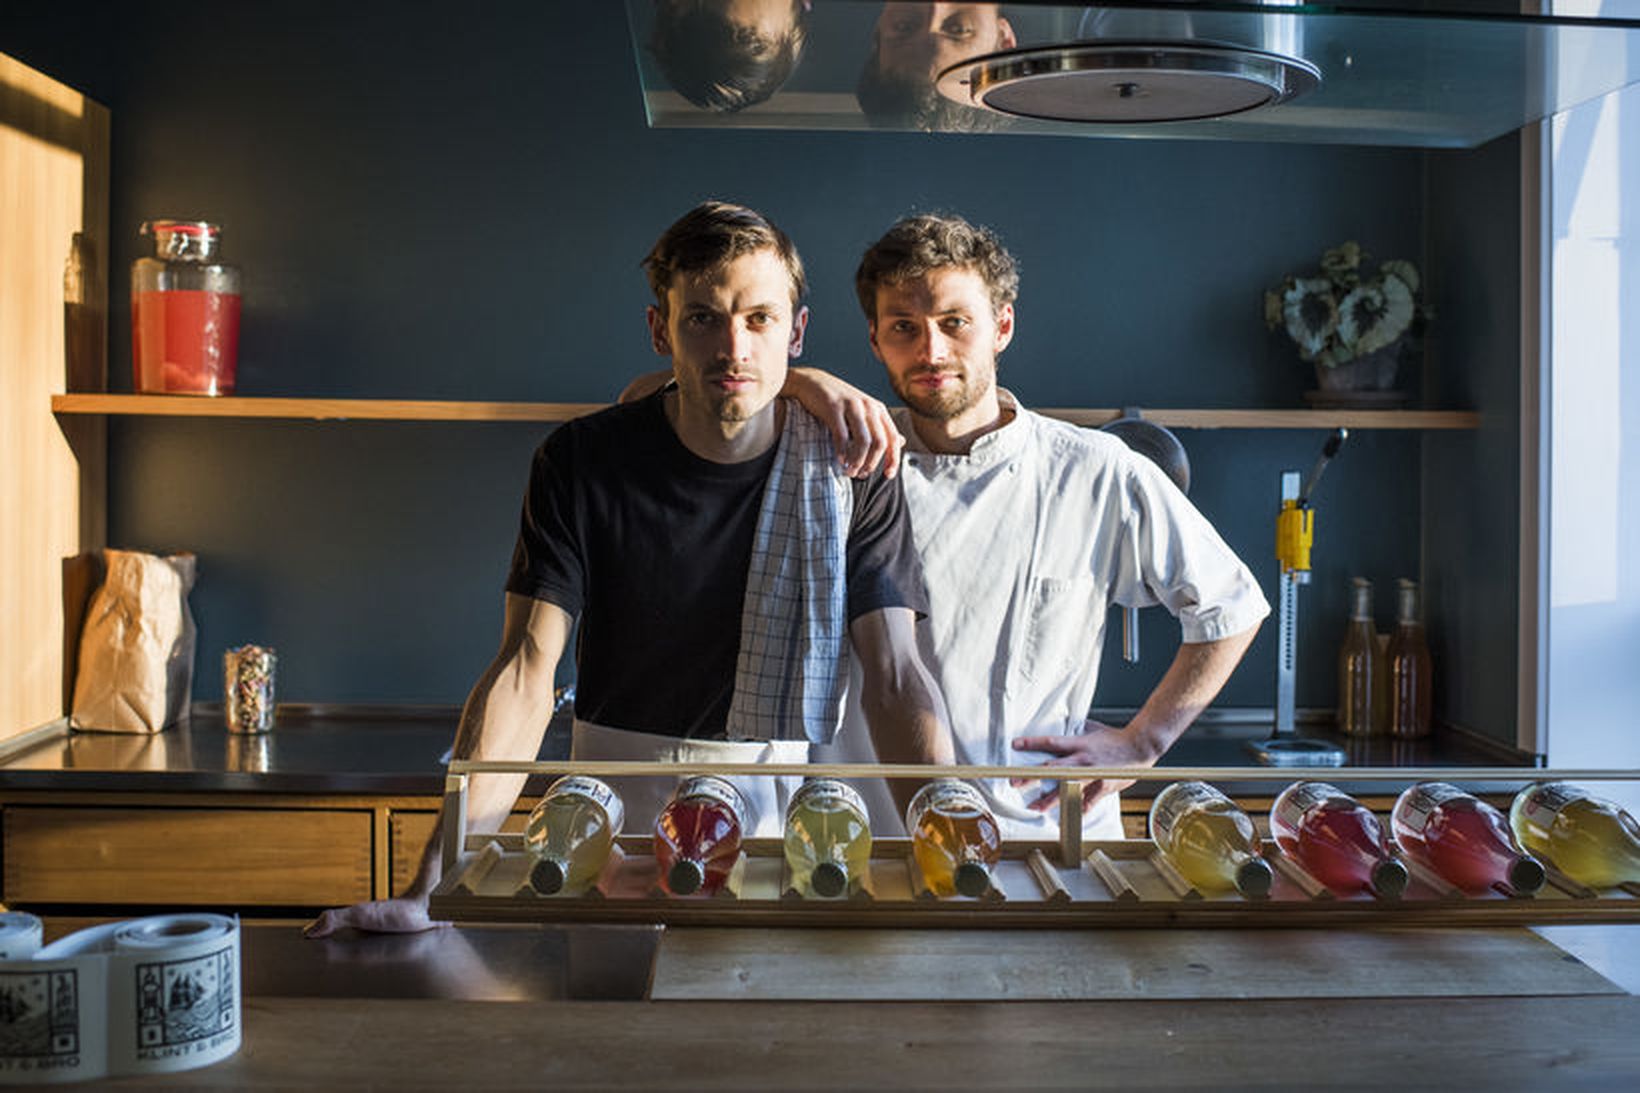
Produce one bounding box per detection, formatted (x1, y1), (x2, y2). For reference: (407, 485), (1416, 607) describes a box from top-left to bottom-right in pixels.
(816, 390), (1270, 841)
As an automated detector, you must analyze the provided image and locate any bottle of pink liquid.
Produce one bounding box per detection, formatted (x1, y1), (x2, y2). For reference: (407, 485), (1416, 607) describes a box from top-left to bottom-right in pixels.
(1271, 781), (1407, 898)
(1391, 782), (1545, 895)
(654, 775), (749, 896)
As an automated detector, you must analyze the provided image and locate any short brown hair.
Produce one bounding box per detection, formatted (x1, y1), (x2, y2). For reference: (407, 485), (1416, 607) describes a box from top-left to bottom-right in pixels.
(855, 213), (1019, 319)
(650, 0), (809, 113)
(643, 200), (807, 314)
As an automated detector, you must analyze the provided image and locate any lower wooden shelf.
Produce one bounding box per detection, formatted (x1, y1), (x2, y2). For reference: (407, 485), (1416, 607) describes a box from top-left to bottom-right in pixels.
(429, 835), (1640, 930)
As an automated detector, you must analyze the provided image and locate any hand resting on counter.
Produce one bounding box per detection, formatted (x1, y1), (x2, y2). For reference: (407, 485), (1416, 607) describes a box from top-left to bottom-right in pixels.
(305, 895), (447, 938)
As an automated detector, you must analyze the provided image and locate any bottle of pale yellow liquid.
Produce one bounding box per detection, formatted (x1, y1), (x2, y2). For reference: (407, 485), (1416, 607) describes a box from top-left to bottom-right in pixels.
(784, 778), (872, 897)
(905, 779), (1002, 898)
(1509, 782), (1640, 889)
(525, 775), (624, 895)
(1149, 781), (1274, 897)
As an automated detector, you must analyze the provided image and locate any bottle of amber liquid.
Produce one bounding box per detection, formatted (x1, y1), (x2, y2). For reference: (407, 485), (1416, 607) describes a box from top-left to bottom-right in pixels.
(1337, 577), (1385, 738)
(1387, 578), (1433, 739)
(905, 779), (1001, 897)
(1149, 781), (1273, 897)
(525, 775), (624, 895)
(654, 775), (749, 896)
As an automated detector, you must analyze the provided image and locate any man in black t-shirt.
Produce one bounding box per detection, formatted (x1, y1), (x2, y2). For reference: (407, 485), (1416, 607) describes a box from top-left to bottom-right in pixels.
(308, 201), (953, 936)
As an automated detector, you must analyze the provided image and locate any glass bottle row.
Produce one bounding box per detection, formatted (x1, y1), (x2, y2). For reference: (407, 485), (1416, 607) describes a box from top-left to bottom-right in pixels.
(521, 774), (1640, 899)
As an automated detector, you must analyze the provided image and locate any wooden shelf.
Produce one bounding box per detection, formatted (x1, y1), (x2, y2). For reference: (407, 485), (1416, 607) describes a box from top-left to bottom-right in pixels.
(50, 394), (1480, 430)
(50, 393), (605, 422)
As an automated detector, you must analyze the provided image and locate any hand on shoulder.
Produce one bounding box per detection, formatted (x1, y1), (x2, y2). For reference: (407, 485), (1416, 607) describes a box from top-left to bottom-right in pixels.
(786, 366), (905, 479)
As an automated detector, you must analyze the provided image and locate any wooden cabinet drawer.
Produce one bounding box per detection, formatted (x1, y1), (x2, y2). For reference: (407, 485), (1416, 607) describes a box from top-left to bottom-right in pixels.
(3, 806), (372, 906)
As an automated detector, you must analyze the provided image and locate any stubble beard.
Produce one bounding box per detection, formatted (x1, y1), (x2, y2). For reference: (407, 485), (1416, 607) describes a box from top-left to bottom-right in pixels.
(893, 364), (994, 423)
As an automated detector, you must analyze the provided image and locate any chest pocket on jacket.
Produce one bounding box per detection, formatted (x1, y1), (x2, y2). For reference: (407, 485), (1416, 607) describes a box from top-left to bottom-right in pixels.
(1018, 576), (1101, 684)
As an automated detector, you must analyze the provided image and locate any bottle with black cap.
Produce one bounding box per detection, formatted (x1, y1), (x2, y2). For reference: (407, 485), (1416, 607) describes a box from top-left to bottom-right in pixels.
(784, 778), (872, 898)
(905, 779), (1002, 898)
(1392, 782), (1545, 895)
(1272, 781), (1408, 898)
(525, 775), (624, 895)
(1149, 781), (1274, 898)
(654, 775), (750, 896)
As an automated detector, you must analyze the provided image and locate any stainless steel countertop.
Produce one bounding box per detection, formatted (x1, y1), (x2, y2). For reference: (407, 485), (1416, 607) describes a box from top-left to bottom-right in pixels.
(255, 924), (661, 1001)
(0, 707), (1530, 797)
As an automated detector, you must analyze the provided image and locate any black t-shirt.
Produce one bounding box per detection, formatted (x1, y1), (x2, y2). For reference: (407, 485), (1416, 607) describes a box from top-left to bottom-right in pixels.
(505, 390), (927, 739)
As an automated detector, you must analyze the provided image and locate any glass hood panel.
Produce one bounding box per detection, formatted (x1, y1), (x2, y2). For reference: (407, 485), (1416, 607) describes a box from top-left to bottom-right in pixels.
(625, 1), (1640, 147)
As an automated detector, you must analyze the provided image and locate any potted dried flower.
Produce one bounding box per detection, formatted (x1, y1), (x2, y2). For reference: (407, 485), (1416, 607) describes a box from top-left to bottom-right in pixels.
(1264, 242), (1430, 404)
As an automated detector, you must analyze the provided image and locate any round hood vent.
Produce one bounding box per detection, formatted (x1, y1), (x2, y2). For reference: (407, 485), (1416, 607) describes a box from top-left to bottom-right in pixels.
(936, 42), (1320, 124)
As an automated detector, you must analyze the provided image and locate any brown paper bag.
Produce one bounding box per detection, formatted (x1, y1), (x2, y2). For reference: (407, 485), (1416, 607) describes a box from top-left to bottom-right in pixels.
(69, 549), (197, 733)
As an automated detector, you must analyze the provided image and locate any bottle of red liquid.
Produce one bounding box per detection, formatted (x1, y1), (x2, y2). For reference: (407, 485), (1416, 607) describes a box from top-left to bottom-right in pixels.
(654, 775), (750, 896)
(1271, 781), (1407, 898)
(131, 219), (241, 395)
(1391, 782), (1545, 895)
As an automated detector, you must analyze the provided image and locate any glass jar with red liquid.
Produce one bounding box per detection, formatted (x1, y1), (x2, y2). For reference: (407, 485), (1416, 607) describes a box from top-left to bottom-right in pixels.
(654, 775), (750, 896)
(131, 220), (241, 395)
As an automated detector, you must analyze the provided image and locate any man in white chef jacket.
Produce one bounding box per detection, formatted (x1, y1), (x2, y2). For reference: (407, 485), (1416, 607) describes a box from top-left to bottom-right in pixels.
(307, 201), (952, 937)
(801, 213), (1271, 841)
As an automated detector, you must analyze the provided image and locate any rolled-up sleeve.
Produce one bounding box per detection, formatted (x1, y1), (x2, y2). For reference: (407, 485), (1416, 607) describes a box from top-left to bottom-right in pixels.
(1117, 453), (1271, 644)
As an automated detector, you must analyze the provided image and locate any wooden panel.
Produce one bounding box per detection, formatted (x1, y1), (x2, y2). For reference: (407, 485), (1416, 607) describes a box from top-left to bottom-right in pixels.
(109, 995), (1640, 1089)
(3, 806), (372, 905)
(49, 393), (1481, 430)
(650, 926), (1620, 1000)
(1, 54), (109, 740)
(391, 808), (529, 898)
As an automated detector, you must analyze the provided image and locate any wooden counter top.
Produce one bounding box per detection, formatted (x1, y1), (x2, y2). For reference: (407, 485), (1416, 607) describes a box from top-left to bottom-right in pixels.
(67, 922), (1640, 1088)
(102, 993), (1640, 1089)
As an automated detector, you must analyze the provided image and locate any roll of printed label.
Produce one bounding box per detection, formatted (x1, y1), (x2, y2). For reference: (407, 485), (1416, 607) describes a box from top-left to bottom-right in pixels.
(0, 913), (240, 1084)
(0, 915), (43, 962)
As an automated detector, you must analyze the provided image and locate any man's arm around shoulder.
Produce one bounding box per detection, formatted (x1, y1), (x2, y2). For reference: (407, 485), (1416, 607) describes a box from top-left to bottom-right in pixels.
(306, 593), (571, 936)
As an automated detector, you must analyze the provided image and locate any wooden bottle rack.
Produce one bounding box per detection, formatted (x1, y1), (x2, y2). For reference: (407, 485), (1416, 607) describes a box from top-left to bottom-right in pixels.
(426, 760), (1640, 929)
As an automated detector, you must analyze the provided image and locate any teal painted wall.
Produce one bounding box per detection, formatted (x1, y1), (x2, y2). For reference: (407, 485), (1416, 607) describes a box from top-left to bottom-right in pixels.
(6, 2), (1519, 742)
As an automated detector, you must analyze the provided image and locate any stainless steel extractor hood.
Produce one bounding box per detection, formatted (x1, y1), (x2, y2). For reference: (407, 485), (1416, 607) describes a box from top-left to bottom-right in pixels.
(624, 0), (1640, 147)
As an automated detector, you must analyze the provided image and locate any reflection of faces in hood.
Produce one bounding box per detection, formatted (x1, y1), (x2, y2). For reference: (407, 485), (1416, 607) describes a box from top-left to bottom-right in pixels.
(857, 4), (1015, 130)
(651, 0), (813, 113)
(875, 3), (1015, 84)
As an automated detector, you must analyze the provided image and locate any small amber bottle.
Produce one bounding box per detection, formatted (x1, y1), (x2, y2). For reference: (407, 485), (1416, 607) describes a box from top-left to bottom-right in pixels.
(1387, 578), (1433, 739)
(1337, 578), (1385, 737)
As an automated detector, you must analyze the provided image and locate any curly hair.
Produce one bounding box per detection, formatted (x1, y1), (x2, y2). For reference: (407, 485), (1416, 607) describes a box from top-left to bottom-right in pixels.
(855, 213), (1019, 319)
